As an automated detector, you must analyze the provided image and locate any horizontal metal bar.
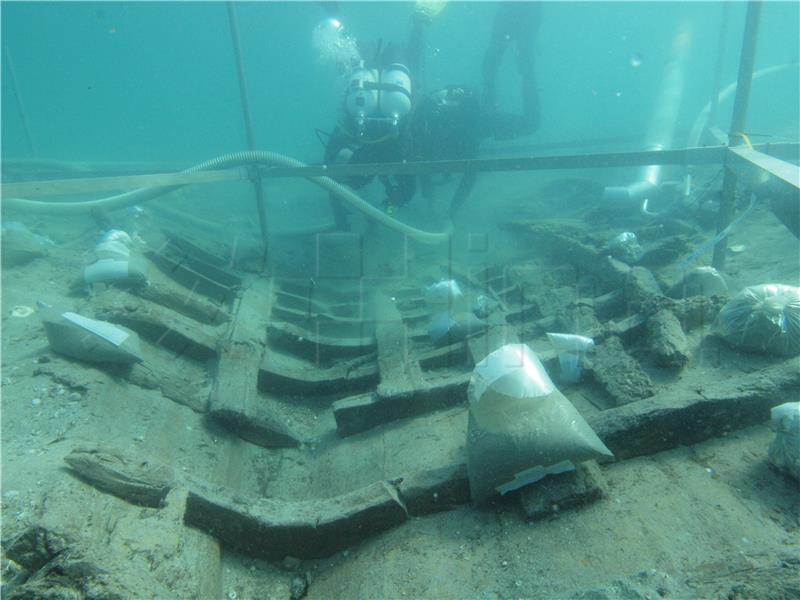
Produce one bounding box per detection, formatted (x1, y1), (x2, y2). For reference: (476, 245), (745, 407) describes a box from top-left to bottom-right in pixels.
(261, 146), (730, 179)
(1, 168), (248, 198)
(726, 145), (800, 190)
(2, 143), (796, 200)
(1, 158), (190, 175)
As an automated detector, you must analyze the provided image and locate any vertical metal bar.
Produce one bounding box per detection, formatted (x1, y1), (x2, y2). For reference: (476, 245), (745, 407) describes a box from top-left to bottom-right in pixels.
(227, 1), (270, 271)
(712, 0), (762, 270)
(706, 1), (731, 139)
(3, 45), (37, 157)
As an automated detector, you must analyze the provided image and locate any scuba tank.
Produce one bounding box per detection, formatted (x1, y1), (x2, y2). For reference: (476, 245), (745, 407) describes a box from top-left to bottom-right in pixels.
(344, 61), (412, 139)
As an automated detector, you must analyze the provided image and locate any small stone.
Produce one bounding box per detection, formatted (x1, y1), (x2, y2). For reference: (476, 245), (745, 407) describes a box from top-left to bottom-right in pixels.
(31, 398), (41, 406)
(67, 392), (82, 402)
(290, 574), (308, 600)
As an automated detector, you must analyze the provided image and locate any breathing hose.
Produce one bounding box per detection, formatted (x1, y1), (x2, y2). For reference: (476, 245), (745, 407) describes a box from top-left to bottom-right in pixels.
(688, 63), (799, 148)
(2, 151), (451, 244)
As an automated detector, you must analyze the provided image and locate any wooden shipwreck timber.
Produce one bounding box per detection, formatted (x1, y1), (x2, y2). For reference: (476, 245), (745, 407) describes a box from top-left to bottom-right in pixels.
(29, 225), (796, 565)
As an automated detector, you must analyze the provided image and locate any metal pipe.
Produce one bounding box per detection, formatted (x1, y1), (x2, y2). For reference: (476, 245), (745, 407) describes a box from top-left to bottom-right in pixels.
(706, 2), (731, 143)
(227, 1), (270, 270)
(3, 45), (37, 157)
(643, 23), (692, 185)
(7, 144), (800, 200)
(2, 150), (452, 244)
(688, 63), (798, 149)
(712, 0), (762, 270)
(602, 22), (692, 207)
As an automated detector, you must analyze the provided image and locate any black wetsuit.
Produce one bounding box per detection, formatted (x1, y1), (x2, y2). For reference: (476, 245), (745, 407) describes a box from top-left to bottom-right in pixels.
(324, 117), (417, 228)
(322, 33), (421, 229)
(483, 2), (542, 136)
(321, 2), (541, 224)
(410, 85), (482, 214)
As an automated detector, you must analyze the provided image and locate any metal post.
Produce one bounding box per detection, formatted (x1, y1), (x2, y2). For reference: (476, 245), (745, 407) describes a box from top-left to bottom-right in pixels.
(712, 0), (762, 271)
(227, 1), (270, 272)
(706, 2), (731, 140)
(3, 45), (37, 157)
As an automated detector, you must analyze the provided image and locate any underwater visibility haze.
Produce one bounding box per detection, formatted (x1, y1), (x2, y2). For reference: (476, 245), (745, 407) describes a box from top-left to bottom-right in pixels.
(1, 2), (799, 599)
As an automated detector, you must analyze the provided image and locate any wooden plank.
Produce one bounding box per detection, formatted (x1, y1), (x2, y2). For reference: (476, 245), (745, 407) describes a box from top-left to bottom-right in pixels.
(164, 236), (243, 287)
(332, 375), (470, 437)
(148, 250), (237, 306)
(64, 446), (174, 507)
(268, 321), (376, 361)
(589, 358), (800, 460)
(91, 293), (219, 361)
(62, 358), (798, 563)
(184, 480), (407, 560)
(519, 460), (606, 520)
(209, 278), (303, 448)
(136, 264), (230, 326)
(588, 336), (655, 406)
(396, 463), (470, 515)
(1, 167), (246, 198)
(1, 158), (188, 174)
(373, 291), (423, 394)
(270, 304), (364, 325)
(211, 343), (302, 448)
(258, 351), (378, 396)
(125, 348), (210, 412)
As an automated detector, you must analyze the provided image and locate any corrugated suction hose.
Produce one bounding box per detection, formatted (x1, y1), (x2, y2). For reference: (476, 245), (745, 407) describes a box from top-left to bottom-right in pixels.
(3, 151), (451, 244)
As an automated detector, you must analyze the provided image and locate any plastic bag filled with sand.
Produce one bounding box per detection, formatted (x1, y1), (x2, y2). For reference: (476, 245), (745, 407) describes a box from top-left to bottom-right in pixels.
(467, 344), (613, 504)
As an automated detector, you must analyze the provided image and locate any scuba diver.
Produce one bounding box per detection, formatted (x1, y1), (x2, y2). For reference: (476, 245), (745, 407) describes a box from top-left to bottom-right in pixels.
(482, 2), (542, 137)
(322, 45), (418, 229)
(410, 84), (483, 216)
(316, 2), (542, 227)
(412, 2), (542, 215)
(312, 1), (428, 229)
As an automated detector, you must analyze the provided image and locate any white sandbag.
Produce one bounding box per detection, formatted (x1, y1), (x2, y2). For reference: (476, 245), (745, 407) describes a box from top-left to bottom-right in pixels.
(99, 229), (133, 247)
(428, 311), (487, 347)
(424, 279), (464, 306)
(81, 257), (148, 287)
(467, 344), (613, 504)
(714, 284), (800, 356)
(669, 266), (728, 299)
(1, 226), (49, 268)
(94, 240), (131, 260)
(768, 402), (800, 480)
(42, 310), (144, 364)
(546, 333), (595, 384)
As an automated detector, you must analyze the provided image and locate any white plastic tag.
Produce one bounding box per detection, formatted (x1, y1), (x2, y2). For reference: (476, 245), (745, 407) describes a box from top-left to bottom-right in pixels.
(62, 312), (129, 347)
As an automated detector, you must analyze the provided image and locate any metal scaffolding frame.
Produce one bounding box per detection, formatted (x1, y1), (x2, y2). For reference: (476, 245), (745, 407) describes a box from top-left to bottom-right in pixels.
(2, 1), (798, 252)
(3, 143), (798, 200)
